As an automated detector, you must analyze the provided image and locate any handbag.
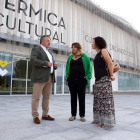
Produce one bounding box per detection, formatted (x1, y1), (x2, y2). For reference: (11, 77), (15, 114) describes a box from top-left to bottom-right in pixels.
(112, 60), (120, 73)
(101, 51), (120, 79)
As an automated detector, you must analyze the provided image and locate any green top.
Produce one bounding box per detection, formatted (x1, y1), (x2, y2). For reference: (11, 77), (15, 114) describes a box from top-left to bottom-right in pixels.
(66, 53), (92, 87)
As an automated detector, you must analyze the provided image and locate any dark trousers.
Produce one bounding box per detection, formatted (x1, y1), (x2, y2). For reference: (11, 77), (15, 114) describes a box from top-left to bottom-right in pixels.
(68, 75), (87, 117)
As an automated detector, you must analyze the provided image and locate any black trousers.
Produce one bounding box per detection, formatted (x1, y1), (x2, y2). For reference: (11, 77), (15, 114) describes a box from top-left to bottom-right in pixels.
(68, 75), (87, 117)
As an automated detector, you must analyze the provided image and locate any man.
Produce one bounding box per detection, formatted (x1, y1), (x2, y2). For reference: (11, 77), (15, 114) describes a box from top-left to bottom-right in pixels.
(30, 35), (58, 124)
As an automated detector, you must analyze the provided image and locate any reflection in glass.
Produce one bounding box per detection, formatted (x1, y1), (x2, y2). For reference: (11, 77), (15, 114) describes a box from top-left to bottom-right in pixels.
(27, 61), (33, 94)
(28, 61), (32, 79)
(118, 72), (140, 91)
(133, 74), (139, 90)
(27, 81), (33, 94)
(118, 72), (125, 91)
(56, 63), (63, 94)
(13, 59), (27, 79)
(125, 73), (132, 91)
(12, 80), (26, 94)
(64, 64), (69, 94)
(0, 53), (12, 95)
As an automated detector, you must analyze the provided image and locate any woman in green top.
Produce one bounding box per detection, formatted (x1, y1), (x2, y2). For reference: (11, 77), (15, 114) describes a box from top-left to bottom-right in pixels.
(66, 42), (92, 122)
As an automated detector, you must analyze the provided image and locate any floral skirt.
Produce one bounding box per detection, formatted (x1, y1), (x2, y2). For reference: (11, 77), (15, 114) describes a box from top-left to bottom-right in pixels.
(93, 76), (116, 127)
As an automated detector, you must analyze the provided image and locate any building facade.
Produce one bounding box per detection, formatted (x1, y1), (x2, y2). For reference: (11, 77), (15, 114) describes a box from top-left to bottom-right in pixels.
(0, 0), (140, 95)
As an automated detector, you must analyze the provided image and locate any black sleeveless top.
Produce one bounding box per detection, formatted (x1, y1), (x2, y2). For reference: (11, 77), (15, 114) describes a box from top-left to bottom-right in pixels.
(70, 57), (85, 76)
(93, 50), (108, 81)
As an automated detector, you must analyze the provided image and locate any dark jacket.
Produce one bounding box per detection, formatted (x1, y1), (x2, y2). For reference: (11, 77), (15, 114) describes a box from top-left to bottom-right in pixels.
(30, 45), (56, 83)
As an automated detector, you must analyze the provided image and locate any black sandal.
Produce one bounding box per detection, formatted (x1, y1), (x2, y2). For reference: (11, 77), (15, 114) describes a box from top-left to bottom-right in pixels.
(69, 116), (76, 121)
(80, 117), (86, 122)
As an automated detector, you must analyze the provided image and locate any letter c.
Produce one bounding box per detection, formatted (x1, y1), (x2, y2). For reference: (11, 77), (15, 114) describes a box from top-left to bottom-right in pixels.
(85, 35), (88, 42)
(48, 13), (57, 26)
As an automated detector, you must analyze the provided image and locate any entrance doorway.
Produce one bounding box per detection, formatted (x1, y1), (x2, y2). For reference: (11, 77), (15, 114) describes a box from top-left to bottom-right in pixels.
(12, 56), (32, 95)
(54, 63), (69, 95)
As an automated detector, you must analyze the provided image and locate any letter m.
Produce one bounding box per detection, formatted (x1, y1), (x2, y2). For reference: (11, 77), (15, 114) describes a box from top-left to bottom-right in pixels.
(29, 4), (42, 21)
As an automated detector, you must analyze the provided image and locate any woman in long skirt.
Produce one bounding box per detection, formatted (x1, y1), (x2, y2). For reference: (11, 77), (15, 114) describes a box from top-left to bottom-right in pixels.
(91, 36), (116, 128)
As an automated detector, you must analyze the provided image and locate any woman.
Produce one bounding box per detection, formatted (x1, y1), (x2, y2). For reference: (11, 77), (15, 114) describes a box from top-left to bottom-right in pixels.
(66, 42), (92, 122)
(91, 37), (116, 128)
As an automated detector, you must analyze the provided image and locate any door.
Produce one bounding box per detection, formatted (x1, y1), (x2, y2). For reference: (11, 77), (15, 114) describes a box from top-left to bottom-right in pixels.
(12, 57), (27, 95)
(55, 62), (70, 95)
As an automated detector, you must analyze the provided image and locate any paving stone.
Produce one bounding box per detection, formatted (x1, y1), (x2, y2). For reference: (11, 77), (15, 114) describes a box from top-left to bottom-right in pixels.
(0, 123), (7, 131)
(0, 93), (140, 140)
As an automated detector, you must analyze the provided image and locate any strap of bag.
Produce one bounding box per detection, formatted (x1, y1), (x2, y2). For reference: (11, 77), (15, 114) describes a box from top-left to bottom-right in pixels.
(101, 50), (110, 79)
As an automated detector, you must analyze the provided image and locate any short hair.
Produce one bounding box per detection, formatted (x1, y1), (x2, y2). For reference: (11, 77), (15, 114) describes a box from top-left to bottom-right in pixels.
(40, 35), (50, 44)
(93, 36), (107, 49)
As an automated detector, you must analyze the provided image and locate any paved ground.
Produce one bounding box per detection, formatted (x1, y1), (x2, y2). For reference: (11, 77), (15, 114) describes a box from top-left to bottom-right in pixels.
(0, 93), (140, 140)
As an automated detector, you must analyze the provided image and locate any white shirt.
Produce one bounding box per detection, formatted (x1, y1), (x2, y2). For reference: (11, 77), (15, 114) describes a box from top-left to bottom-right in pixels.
(40, 45), (54, 73)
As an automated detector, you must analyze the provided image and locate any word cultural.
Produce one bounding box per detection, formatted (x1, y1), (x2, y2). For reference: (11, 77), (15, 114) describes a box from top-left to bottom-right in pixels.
(0, 0), (66, 44)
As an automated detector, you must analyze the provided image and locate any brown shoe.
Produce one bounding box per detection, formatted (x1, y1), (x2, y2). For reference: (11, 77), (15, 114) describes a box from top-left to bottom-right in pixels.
(42, 115), (55, 121)
(34, 117), (40, 124)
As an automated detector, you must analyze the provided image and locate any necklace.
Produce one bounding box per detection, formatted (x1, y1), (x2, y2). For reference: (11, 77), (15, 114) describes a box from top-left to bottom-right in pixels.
(75, 56), (77, 58)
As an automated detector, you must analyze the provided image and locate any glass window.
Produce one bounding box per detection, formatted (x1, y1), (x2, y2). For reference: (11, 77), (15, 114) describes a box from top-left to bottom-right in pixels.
(28, 61), (32, 79)
(12, 80), (26, 95)
(0, 53), (12, 95)
(12, 59), (27, 95)
(133, 74), (139, 90)
(27, 81), (33, 94)
(51, 83), (54, 95)
(118, 72), (140, 91)
(118, 72), (125, 91)
(12, 59), (27, 79)
(56, 63), (63, 94)
(125, 73), (132, 91)
(27, 61), (33, 94)
(64, 64), (69, 94)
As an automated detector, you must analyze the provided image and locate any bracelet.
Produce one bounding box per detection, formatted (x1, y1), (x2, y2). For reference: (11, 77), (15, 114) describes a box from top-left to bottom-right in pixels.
(110, 75), (114, 78)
